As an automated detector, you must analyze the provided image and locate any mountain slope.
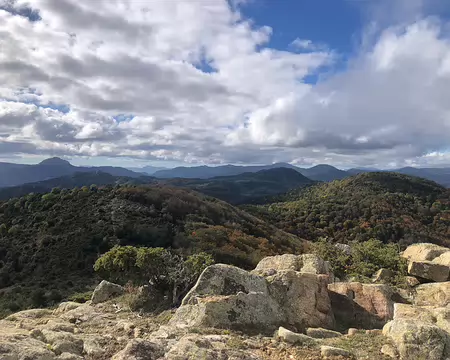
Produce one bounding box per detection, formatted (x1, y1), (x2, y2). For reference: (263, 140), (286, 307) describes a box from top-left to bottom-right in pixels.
(0, 157), (142, 187)
(164, 167), (314, 204)
(0, 185), (304, 315)
(249, 172), (450, 248)
(298, 164), (349, 182)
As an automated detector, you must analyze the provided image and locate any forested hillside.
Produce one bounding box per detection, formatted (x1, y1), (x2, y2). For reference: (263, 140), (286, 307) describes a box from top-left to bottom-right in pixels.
(247, 172), (450, 248)
(0, 185), (304, 316)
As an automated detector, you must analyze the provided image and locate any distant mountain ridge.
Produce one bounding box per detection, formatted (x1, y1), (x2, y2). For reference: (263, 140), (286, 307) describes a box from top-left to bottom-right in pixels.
(0, 157), (143, 188)
(0, 167), (313, 204)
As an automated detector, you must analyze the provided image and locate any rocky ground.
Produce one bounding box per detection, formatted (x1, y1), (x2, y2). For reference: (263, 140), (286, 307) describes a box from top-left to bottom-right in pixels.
(0, 243), (449, 360)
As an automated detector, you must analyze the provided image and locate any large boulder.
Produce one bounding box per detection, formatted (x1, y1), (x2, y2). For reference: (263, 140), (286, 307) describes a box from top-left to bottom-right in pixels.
(265, 271), (335, 331)
(171, 262), (335, 334)
(254, 254), (333, 278)
(408, 261), (449, 282)
(91, 280), (124, 304)
(169, 291), (283, 332)
(182, 264), (269, 306)
(327, 282), (394, 329)
(402, 243), (449, 262)
(383, 319), (450, 360)
(414, 282), (450, 307)
(434, 251), (450, 266)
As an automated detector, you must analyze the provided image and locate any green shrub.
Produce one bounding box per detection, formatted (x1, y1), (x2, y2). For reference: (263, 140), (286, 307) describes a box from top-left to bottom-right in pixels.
(94, 246), (214, 306)
(312, 238), (407, 283)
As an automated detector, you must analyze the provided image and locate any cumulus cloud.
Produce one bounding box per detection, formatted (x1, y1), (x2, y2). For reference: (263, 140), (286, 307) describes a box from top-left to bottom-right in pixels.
(0, 0), (449, 167)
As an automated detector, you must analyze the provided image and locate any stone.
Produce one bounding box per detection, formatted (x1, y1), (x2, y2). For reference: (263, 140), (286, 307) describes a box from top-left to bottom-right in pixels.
(169, 291), (283, 332)
(372, 268), (393, 283)
(434, 251), (450, 266)
(306, 327), (342, 339)
(165, 334), (260, 360)
(44, 320), (76, 333)
(5, 308), (52, 320)
(405, 276), (421, 287)
(182, 264), (269, 306)
(402, 243), (449, 262)
(408, 261), (449, 282)
(41, 329), (84, 355)
(327, 282), (394, 329)
(335, 243), (352, 255)
(0, 336), (57, 360)
(53, 302), (83, 315)
(57, 353), (83, 360)
(60, 304), (101, 323)
(383, 319), (450, 360)
(91, 280), (124, 304)
(83, 337), (105, 357)
(415, 282), (450, 307)
(320, 345), (354, 358)
(254, 253), (333, 278)
(277, 327), (316, 345)
(172, 264), (335, 334)
(381, 344), (398, 358)
(265, 271), (335, 331)
(347, 328), (358, 336)
(112, 339), (164, 360)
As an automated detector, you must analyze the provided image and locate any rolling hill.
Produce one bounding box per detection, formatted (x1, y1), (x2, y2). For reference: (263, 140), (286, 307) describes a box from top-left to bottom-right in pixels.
(165, 167), (314, 204)
(0, 184), (304, 316)
(248, 172), (450, 248)
(0, 168), (313, 205)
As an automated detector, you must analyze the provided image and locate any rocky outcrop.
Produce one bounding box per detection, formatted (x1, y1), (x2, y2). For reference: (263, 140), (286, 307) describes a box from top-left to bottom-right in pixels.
(414, 282), (450, 307)
(254, 253), (332, 278)
(327, 282), (395, 329)
(408, 260), (449, 282)
(112, 339), (163, 360)
(91, 280), (124, 304)
(402, 243), (450, 282)
(170, 262), (335, 333)
(402, 243), (449, 262)
(383, 319), (450, 360)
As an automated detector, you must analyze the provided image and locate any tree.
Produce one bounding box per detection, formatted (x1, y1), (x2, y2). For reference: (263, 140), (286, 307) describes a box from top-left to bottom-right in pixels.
(94, 246), (214, 305)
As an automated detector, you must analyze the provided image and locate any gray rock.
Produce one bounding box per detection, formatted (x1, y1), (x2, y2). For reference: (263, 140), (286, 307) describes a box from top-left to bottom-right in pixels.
(415, 282), (450, 307)
(57, 353), (83, 360)
(383, 319), (450, 360)
(53, 302), (83, 315)
(408, 261), (449, 282)
(380, 344), (398, 358)
(112, 339), (164, 360)
(306, 327), (342, 339)
(91, 280), (124, 304)
(182, 264), (269, 306)
(277, 327), (316, 345)
(372, 268), (393, 283)
(320, 345), (354, 358)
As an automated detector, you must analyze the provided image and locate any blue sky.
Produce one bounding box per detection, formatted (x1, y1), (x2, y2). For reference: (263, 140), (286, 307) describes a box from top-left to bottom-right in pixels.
(1, 0), (450, 169)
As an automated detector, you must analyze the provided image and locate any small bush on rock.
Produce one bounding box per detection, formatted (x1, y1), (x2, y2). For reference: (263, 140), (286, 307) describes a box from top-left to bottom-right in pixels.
(94, 246), (214, 306)
(312, 238), (407, 283)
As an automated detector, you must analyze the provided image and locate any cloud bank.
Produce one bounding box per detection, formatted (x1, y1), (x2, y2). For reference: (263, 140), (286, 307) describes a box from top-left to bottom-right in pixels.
(0, 0), (450, 167)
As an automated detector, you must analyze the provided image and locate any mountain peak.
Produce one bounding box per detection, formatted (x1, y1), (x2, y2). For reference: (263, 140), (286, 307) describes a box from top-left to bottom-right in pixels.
(39, 157), (72, 166)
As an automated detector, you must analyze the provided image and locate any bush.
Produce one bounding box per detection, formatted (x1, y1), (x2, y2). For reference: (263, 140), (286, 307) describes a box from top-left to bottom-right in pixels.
(312, 238), (407, 284)
(94, 246), (214, 306)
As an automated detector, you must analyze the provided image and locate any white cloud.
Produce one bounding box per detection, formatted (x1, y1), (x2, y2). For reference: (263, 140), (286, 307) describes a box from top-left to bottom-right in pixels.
(0, 0), (449, 167)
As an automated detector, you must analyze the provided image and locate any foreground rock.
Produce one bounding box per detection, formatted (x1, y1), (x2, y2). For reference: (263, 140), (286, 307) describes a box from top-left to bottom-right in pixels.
(112, 339), (163, 360)
(414, 282), (450, 307)
(276, 327), (316, 345)
(383, 319), (450, 360)
(306, 328), (342, 339)
(327, 282), (394, 329)
(320, 345), (354, 358)
(170, 263), (334, 333)
(91, 280), (125, 304)
(402, 243), (449, 262)
(408, 260), (449, 282)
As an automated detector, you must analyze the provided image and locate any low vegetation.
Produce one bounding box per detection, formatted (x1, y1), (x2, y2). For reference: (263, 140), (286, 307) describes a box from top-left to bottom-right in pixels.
(0, 184), (304, 317)
(248, 172), (450, 248)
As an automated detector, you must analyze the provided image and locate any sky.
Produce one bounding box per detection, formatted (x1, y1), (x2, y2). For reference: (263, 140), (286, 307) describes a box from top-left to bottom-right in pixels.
(1, 0), (450, 169)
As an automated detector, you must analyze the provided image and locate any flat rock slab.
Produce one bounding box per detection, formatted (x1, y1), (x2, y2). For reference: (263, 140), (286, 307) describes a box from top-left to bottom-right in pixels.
(408, 261), (449, 282)
(306, 327), (342, 339)
(321, 345), (354, 358)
